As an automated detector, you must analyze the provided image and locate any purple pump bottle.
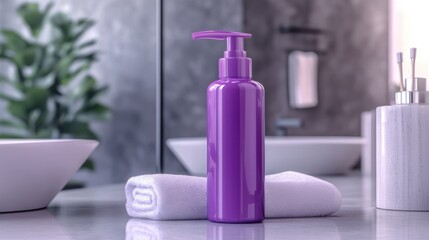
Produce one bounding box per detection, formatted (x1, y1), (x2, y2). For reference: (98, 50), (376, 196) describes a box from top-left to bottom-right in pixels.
(192, 30), (265, 223)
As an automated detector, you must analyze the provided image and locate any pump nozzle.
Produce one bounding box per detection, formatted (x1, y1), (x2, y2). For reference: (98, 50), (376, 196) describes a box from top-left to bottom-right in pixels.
(192, 30), (253, 78)
(192, 30), (251, 40)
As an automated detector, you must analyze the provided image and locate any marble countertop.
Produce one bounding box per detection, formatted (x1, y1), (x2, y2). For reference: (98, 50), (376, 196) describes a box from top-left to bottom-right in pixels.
(1, 173), (429, 239)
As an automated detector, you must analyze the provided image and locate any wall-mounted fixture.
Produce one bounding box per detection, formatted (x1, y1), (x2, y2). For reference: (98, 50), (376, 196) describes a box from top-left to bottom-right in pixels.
(288, 50), (318, 108)
(279, 26), (328, 109)
(275, 118), (304, 136)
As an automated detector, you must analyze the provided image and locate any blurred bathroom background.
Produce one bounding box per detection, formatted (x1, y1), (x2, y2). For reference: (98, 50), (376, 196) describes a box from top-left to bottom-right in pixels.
(1, 0), (419, 186)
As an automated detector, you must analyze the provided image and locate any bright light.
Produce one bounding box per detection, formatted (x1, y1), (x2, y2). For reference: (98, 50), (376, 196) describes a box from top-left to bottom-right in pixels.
(390, 0), (429, 86)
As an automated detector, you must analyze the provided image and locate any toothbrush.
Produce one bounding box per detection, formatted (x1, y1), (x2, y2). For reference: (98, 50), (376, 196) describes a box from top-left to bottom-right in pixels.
(397, 52), (404, 91)
(410, 48), (417, 91)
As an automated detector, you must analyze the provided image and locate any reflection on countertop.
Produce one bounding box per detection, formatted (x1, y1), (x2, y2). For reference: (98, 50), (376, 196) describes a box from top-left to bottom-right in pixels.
(126, 217), (340, 240)
(1, 173), (429, 239)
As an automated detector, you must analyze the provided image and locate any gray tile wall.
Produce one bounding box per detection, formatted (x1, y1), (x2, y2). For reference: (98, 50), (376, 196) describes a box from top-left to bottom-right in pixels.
(162, 0), (243, 173)
(244, 0), (389, 136)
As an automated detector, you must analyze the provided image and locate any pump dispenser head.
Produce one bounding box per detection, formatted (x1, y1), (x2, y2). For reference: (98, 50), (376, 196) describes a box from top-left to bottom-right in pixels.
(192, 30), (252, 78)
(395, 48), (429, 104)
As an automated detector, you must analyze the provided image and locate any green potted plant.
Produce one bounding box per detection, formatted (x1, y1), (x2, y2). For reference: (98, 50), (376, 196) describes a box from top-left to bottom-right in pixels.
(0, 2), (109, 172)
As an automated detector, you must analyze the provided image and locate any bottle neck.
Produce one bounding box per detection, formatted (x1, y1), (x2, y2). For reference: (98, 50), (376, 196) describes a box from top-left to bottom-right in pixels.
(219, 77), (251, 81)
(218, 57), (252, 78)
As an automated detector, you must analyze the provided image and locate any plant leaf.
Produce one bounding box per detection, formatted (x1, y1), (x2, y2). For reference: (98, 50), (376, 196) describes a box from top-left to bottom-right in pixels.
(55, 55), (73, 80)
(61, 62), (90, 85)
(0, 133), (26, 139)
(0, 29), (29, 51)
(72, 52), (98, 64)
(26, 87), (50, 110)
(78, 103), (110, 120)
(6, 87), (49, 123)
(77, 40), (96, 50)
(28, 46), (47, 82)
(81, 103), (109, 114)
(0, 43), (5, 56)
(73, 19), (95, 41)
(29, 109), (49, 133)
(17, 2), (52, 37)
(34, 128), (54, 138)
(59, 121), (98, 139)
(75, 75), (109, 104)
(86, 86), (108, 102)
(16, 65), (26, 82)
(20, 45), (38, 66)
(79, 75), (96, 94)
(0, 119), (26, 129)
(0, 74), (9, 82)
(0, 75), (23, 92)
(51, 13), (73, 41)
(8, 100), (28, 122)
(0, 92), (20, 102)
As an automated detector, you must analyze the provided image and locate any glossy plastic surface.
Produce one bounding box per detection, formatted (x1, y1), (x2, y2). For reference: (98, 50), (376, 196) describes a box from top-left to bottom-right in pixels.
(192, 30), (252, 79)
(207, 78), (265, 223)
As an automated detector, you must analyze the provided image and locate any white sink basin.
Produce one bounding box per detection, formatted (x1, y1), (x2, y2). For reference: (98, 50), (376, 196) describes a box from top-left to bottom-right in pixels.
(167, 137), (363, 176)
(0, 139), (98, 213)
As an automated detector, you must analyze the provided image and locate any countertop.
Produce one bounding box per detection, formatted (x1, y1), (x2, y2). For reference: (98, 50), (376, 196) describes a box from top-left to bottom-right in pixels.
(1, 173), (429, 240)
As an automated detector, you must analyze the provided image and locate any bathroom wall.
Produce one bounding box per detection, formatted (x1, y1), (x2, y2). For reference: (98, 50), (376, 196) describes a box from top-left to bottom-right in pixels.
(162, 0), (243, 173)
(245, 0), (389, 136)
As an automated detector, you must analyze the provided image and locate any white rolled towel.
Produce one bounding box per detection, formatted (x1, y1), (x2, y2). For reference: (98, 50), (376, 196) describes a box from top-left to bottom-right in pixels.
(126, 174), (207, 220)
(125, 171), (341, 220)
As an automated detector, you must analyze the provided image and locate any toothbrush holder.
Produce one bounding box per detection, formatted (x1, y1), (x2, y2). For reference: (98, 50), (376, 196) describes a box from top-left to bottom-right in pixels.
(376, 78), (429, 211)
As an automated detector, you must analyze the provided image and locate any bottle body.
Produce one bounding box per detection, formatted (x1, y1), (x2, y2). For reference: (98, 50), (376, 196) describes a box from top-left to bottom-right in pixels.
(376, 105), (429, 211)
(207, 77), (265, 223)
